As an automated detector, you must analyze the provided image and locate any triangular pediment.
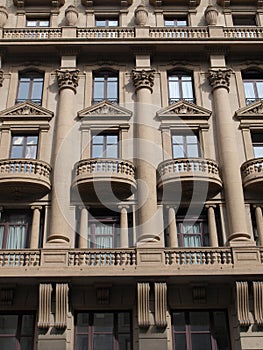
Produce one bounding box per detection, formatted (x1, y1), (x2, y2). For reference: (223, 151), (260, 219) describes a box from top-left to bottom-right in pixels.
(78, 100), (132, 120)
(236, 100), (263, 119)
(157, 100), (211, 120)
(0, 101), (54, 121)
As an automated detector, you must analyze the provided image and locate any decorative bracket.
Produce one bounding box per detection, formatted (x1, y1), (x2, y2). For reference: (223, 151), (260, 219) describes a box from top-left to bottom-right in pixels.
(55, 283), (69, 328)
(38, 283), (53, 328)
(236, 281), (251, 327)
(253, 281), (263, 326)
(137, 282), (150, 327)
(154, 282), (167, 328)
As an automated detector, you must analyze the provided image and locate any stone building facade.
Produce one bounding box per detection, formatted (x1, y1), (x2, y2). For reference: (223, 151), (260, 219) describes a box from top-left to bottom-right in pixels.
(0, 0), (263, 349)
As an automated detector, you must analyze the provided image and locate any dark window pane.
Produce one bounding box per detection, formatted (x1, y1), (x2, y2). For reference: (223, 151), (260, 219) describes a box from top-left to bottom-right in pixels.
(213, 311), (231, 350)
(173, 312), (185, 331)
(191, 334), (211, 350)
(0, 338), (17, 348)
(76, 335), (88, 350)
(93, 334), (113, 350)
(76, 313), (89, 332)
(174, 334), (187, 350)
(190, 311), (210, 331)
(20, 337), (33, 350)
(118, 334), (131, 350)
(93, 313), (114, 332)
(21, 315), (34, 335)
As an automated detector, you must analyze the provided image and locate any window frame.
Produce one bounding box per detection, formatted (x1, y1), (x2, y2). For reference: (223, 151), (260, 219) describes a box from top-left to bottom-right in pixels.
(168, 70), (195, 105)
(164, 16), (188, 27)
(26, 18), (50, 27)
(95, 17), (119, 27)
(16, 70), (44, 105)
(91, 132), (119, 159)
(172, 132), (201, 159)
(176, 216), (209, 248)
(242, 70), (263, 105)
(10, 134), (39, 160)
(93, 71), (119, 104)
(88, 215), (120, 249)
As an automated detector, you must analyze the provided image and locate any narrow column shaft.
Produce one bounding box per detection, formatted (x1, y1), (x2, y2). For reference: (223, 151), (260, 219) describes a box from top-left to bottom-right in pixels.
(79, 207), (88, 248)
(207, 206), (219, 247)
(119, 206), (129, 248)
(255, 206), (263, 246)
(168, 207), (178, 248)
(30, 206), (42, 249)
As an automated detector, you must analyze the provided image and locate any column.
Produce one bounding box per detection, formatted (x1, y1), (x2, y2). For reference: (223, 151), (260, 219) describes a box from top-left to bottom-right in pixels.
(30, 206), (42, 249)
(208, 68), (251, 244)
(132, 68), (161, 245)
(167, 206), (178, 248)
(119, 205), (129, 248)
(254, 206), (263, 246)
(47, 68), (79, 245)
(79, 206), (88, 248)
(206, 205), (219, 247)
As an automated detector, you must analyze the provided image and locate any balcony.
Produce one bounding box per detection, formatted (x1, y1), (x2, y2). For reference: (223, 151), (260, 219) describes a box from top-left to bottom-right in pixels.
(0, 159), (51, 201)
(157, 158), (222, 200)
(241, 157), (263, 193)
(72, 158), (136, 201)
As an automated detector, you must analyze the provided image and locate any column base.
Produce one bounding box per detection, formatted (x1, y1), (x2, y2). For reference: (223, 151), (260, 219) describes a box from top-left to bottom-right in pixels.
(227, 232), (256, 247)
(46, 234), (70, 246)
(136, 234), (163, 247)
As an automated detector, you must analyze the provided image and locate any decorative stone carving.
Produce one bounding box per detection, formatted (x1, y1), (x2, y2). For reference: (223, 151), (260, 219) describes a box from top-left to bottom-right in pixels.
(138, 282), (150, 327)
(207, 69), (232, 92)
(157, 100), (211, 120)
(135, 4), (148, 26)
(204, 5), (218, 26)
(154, 282), (167, 328)
(0, 6), (8, 28)
(132, 69), (155, 93)
(96, 287), (110, 305)
(65, 5), (79, 26)
(55, 283), (69, 328)
(0, 287), (15, 305)
(0, 70), (4, 87)
(38, 283), (53, 328)
(192, 286), (207, 304)
(56, 69), (80, 93)
(236, 281), (251, 327)
(253, 281), (263, 326)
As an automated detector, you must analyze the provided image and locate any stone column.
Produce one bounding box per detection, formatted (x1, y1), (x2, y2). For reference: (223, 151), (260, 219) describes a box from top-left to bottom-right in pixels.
(79, 206), (88, 248)
(208, 69), (251, 244)
(30, 206), (42, 249)
(167, 206), (178, 248)
(47, 68), (79, 245)
(254, 206), (263, 246)
(206, 205), (219, 247)
(119, 205), (129, 248)
(132, 69), (161, 245)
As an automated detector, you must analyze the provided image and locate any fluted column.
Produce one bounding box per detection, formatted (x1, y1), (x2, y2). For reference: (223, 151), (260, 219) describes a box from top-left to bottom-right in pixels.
(30, 206), (42, 249)
(79, 206), (88, 248)
(132, 69), (161, 245)
(208, 69), (251, 244)
(206, 205), (219, 247)
(47, 68), (79, 245)
(167, 206), (178, 248)
(119, 205), (129, 248)
(254, 206), (263, 246)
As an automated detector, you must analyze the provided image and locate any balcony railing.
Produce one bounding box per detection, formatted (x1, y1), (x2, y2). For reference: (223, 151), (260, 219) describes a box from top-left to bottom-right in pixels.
(149, 27), (209, 39)
(77, 28), (135, 38)
(0, 250), (40, 267)
(0, 159), (51, 181)
(3, 28), (62, 39)
(223, 27), (263, 38)
(241, 157), (263, 192)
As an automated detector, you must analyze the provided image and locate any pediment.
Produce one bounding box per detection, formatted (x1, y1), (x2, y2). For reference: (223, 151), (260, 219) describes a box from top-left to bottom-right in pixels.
(157, 100), (211, 120)
(0, 101), (54, 121)
(78, 100), (132, 120)
(236, 101), (263, 119)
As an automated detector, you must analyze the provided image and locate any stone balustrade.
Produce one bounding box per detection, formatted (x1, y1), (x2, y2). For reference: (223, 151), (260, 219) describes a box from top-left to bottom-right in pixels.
(223, 27), (263, 38)
(149, 27), (209, 39)
(77, 28), (135, 38)
(241, 157), (263, 192)
(3, 28), (62, 39)
(0, 250), (40, 267)
(0, 158), (51, 180)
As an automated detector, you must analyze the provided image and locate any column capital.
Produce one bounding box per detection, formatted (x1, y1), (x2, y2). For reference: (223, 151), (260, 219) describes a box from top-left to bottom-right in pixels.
(118, 205), (130, 211)
(31, 206), (42, 211)
(0, 70), (4, 87)
(207, 68), (232, 92)
(132, 69), (155, 93)
(56, 69), (80, 94)
(205, 204), (217, 209)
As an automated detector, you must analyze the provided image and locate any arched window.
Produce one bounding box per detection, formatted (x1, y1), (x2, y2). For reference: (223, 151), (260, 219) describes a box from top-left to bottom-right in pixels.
(16, 70), (44, 105)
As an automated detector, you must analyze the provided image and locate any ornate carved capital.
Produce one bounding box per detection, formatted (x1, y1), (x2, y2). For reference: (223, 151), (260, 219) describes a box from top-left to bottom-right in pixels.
(56, 69), (80, 93)
(0, 70), (4, 87)
(132, 69), (155, 93)
(207, 68), (232, 92)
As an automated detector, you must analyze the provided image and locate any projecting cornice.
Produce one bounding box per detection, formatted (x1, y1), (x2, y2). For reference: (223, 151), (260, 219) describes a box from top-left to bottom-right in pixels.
(216, 0), (262, 8)
(13, 0), (65, 7)
(78, 100), (132, 120)
(156, 100), (211, 120)
(236, 100), (263, 126)
(81, 0), (132, 7)
(149, 0), (200, 8)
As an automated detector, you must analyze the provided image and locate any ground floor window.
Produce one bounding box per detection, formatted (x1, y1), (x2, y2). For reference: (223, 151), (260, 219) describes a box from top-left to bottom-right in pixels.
(75, 311), (131, 350)
(172, 310), (230, 350)
(0, 313), (35, 349)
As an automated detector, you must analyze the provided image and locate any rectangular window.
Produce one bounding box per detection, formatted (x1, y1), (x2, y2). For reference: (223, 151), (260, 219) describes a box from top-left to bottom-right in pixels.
(177, 217), (209, 247)
(93, 72), (118, 103)
(91, 134), (118, 158)
(252, 133), (263, 158)
(17, 71), (44, 105)
(95, 18), (119, 27)
(164, 17), (188, 27)
(172, 310), (230, 350)
(26, 19), (50, 27)
(233, 15), (257, 26)
(0, 314), (35, 349)
(168, 72), (194, 104)
(172, 133), (200, 158)
(10, 135), (38, 159)
(88, 216), (120, 249)
(75, 312), (131, 350)
(0, 211), (31, 249)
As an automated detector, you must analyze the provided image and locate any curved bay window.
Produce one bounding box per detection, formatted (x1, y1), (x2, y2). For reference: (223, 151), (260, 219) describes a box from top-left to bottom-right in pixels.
(242, 69), (263, 105)
(16, 70), (44, 105)
(93, 70), (118, 103)
(168, 71), (194, 104)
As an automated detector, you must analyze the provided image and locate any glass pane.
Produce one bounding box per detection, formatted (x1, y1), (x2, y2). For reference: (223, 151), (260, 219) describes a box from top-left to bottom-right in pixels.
(108, 20), (118, 27)
(25, 146), (37, 159)
(94, 79), (105, 100)
(94, 313), (113, 332)
(93, 135), (104, 145)
(21, 315), (34, 335)
(169, 81), (180, 99)
(96, 20), (106, 26)
(76, 313), (89, 332)
(76, 335), (88, 350)
(174, 334), (187, 350)
(93, 334), (113, 350)
(27, 136), (38, 145)
(11, 146), (23, 158)
(17, 79), (30, 100)
(118, 313), (130, 333)
(118, 334), (131, 350)
(20, 337), (33, 350)
(27, 20), (37, 27)
(164, 20), (174, 26)
(106, 145), (118, 158)
(39, 20), (49, 27)
(173, 145), (184, 158)
(173, 312), (185, 331)
(107, 80), (118, 100)
(172, 135), (184, 144)
(106, 135), (118, 144)
(256, 82), (263, 98)
(0, 338), (16, 348)
(182, 81), (193, 99)
(187, 144), (199, 157)
(92, 145), (104, 158)
(0, 315), (18, 334)
(177, 20), (187, 26)
(191, 334), (211, 350)
(213, 311), (230, 350)
(243, 82), (255, 98)
(31, 79), (43, 101)
(190, 311), (209, 331)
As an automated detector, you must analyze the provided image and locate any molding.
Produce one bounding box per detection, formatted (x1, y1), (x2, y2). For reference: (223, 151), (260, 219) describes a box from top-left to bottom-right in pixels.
(236, 281), (251, 327)
(55, 283), (69, 329)
(137, 282), (150, 328)
(154, 282), (167, 328)
(0, 101), (54, 121)
(38, 283), (53, 328)
(253, 281), (263, 326)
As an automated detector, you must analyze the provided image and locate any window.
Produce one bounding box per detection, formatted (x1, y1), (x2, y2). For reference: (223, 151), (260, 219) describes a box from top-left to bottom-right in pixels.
(172, 310), (230, 350)
(0, 313), (35, 349)
(233, 15), (257, 26)
(91, 134), (118, 158)
(10, 135), (38, 159)
(0, 211), (31, 249)
(164, 17), (188, 27)
(177, 216), (209, 247)
(88, 216), (120, 248)
(251, 133), (263, 158)
(16, 71), (44, 105)
(93, 71), (118, 103)
(172, 133), (200, 158)
(75, 312), (131, 350)
(168, 71), (194, 104)
(26, 18), (50, 27)
(95, 18), (119, 27)
(242, 70), (263, 105)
